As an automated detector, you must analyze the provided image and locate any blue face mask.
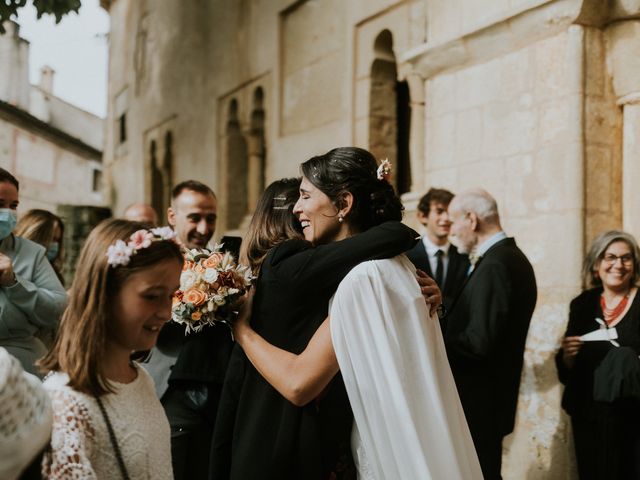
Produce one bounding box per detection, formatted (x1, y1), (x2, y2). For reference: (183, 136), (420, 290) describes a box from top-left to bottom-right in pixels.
(0, 208), (17, 240)
(46, 241), (60, 261)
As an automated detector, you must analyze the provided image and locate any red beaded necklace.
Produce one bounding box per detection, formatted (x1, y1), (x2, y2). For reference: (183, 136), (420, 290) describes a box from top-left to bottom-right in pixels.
(600, 292), (630, 325)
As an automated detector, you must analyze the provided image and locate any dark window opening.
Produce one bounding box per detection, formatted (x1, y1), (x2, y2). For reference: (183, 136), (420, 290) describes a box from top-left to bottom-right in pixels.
(92, 169), (103, 192)
(118, 114), (127, 144)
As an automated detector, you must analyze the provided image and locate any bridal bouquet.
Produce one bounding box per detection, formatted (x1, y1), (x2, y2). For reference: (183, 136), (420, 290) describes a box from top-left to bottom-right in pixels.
(172, 247), (253, 334)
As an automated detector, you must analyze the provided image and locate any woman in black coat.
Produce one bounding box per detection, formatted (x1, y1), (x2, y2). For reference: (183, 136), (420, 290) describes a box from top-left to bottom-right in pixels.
(556, 230), (640, 479)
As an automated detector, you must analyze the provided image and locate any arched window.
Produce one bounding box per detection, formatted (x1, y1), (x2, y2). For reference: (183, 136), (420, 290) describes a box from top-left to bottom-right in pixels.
(225, 99), (249, 229)
(248, 87), (266, 211)
(369, 30), (411, 194)
(150, 139), (162, 220)
(150, 132), (173, 223)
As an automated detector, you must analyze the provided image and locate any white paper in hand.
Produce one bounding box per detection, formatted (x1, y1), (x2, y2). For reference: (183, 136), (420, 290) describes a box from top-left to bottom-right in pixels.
(580, 323), (618, 342)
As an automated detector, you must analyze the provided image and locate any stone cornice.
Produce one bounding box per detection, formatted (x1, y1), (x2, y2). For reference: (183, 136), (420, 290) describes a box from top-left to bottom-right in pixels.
(401, 0), (605, 79)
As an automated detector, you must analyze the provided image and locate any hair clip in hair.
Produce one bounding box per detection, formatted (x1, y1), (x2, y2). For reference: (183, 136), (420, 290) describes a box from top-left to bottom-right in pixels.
(273, 195), (292, 210)
(377, 158), (392, 181)
(106, 227), (177, 267)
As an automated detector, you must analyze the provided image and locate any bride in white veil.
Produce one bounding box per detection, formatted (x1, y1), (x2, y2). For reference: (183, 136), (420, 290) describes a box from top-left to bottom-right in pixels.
(234, 252), (482, 479)
(330, 255), (481, 479)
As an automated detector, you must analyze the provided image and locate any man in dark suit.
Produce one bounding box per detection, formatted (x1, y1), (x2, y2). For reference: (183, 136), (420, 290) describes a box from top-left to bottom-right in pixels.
(142, 180), (234, 480)
(406, 188), (469, 311)
(444, 189), (537, 480)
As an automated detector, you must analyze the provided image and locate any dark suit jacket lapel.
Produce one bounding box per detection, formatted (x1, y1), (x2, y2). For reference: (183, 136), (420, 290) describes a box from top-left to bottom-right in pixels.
(444, 247), (461, 296)
(413, 241), (433, 276)
(444, 239), (512, 317)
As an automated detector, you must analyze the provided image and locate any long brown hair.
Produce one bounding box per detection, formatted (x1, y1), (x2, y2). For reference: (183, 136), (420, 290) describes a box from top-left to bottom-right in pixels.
(39, 219), (183, 396)
(240, 178), (303, 274)
(15, 209), (65, 281)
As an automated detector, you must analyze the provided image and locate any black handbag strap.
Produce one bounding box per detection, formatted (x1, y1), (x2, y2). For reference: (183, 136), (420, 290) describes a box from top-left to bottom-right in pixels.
(95, 395), (131, 480)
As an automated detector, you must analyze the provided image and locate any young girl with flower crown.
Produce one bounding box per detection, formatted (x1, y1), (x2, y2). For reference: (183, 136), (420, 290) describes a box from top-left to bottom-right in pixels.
(39, 219), (183, 479)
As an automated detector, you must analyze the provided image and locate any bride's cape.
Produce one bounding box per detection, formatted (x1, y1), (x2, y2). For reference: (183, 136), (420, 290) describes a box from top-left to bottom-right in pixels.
(330, 255), (483, 480)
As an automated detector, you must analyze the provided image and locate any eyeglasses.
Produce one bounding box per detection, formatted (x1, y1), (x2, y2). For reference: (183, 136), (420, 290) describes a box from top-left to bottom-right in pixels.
(602, 253), (634, 266)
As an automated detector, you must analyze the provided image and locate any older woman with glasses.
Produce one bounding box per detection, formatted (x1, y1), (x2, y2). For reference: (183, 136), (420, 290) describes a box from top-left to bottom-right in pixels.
(556, 230), (640, 479)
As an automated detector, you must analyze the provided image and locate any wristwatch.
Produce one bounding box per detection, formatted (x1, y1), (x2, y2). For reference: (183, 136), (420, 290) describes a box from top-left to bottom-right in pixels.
(436, 303), (446, 320)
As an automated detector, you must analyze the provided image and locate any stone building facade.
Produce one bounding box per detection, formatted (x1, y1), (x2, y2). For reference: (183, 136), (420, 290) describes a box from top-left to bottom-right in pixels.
(0, 22), (105, 214)
(101, 1), (640, 477)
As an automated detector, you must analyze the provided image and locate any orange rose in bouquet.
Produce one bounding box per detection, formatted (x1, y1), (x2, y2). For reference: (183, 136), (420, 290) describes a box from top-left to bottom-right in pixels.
(172, 247), (253, 334)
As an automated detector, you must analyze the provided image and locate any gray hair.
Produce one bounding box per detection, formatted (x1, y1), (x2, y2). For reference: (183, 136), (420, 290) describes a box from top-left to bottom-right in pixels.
(450, 188), (500, 224)
(583, 230), (640, 288)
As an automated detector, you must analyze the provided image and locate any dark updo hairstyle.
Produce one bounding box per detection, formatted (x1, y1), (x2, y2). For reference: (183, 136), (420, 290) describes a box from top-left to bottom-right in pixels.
(300, 147), (403, 232)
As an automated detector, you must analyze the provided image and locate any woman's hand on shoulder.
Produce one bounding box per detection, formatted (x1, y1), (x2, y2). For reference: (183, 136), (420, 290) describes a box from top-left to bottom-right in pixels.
(416, 269), (442, 316)
(561, 336), (583, 369)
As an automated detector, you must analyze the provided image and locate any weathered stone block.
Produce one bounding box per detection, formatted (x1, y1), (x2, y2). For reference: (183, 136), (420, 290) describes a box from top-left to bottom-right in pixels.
(501, 48), (535, 99)
(455, 58), (504, 111)
(482, 100), (537, 157)
(426, 73), (457, 116)
(604, 20), (640, 98)
(453, 107), (484, 163)
(537, 99), (573, 146)
(426, 111), (456, 169)
(534, 31), (573, 100)
(281, 52), (346, 135)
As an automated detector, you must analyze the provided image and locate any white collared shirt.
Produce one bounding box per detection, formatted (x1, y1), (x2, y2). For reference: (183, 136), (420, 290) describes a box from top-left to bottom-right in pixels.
(421, 235), (450, 284)
(476, 231), (508, 257)
(467, 231), (508, 275)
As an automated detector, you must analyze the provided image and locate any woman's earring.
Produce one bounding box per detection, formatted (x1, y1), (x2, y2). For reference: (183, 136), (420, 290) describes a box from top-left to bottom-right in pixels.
(338, 213), (344, 223)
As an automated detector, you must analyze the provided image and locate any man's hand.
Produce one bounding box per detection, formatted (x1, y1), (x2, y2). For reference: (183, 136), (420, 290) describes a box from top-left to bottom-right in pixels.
(416, 269), (442, 316)
(0, 252), (16, 287)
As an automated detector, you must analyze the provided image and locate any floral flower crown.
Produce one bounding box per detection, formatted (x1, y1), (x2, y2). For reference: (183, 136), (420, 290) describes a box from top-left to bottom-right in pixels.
(377, 158), (392, 181)
(106, 227), (178, 267)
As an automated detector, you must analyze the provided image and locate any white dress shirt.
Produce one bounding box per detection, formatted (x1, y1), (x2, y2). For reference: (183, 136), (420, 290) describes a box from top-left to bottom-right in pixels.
(468, 231), (508, 275)
(421, 235), (451, 285)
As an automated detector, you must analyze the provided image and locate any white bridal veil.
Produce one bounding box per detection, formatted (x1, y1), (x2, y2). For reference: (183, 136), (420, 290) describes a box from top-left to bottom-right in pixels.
(330, 255), (482, 480)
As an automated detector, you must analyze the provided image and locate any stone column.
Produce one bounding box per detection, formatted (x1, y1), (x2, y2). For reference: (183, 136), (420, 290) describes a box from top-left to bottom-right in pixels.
(404, 70), (426, 194)
(606, 19), (640, 239)
(246, 129), (265, 213)
(621, 99), (640, 239)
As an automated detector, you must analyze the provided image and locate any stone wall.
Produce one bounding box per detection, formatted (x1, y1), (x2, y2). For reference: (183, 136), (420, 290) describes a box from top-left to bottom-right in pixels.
(0, 117), (104, 213)
(421, 27), (586, 478)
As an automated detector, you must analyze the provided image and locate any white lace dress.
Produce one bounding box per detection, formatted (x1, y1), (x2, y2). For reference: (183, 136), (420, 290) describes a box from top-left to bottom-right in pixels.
(41, 365), (173, 480)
